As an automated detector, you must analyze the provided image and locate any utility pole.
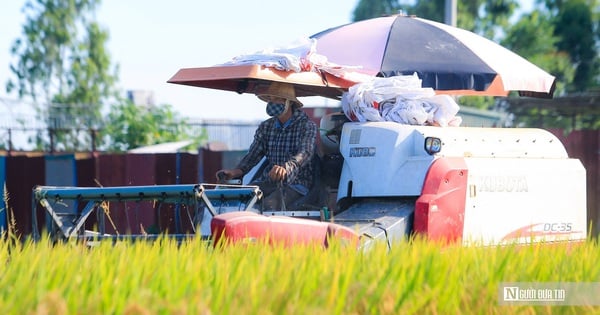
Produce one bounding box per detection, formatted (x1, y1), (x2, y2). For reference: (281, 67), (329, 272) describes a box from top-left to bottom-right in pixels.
(445, 0), (457, 27)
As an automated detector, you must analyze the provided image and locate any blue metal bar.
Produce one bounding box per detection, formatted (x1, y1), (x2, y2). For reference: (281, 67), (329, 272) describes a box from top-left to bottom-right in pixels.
(69, 201), (100, 237)
(38, 198), (72, 239)
(33, 184), (199, 201)
(80, 234), (200, 244)
(33, 184), (260, 202)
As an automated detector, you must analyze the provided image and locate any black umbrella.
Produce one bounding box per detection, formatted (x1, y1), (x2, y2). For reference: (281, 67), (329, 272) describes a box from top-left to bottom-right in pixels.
(310, 15), (556, 98)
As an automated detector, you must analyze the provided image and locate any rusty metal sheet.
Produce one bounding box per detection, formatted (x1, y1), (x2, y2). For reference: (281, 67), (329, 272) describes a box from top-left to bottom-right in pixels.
(0, 156), (5, 232)
(167, 64), (353, 100)
(7, 155), (45, 236)
(179, 152), (200, 184)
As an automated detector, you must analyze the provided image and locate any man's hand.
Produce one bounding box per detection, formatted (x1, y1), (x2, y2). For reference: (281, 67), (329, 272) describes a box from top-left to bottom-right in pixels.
(269, 165), (287, 182)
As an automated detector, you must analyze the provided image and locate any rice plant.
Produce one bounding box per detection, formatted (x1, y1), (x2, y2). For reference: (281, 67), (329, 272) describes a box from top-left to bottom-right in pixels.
(0, 234), (598, 314)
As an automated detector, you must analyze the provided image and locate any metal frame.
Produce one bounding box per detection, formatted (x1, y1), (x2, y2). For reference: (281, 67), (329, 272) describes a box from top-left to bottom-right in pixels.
(262, 210), (323, 218)
(32, 184), (261, 242)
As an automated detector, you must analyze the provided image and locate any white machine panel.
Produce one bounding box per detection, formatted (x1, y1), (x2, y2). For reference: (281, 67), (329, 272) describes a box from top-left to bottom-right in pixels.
(462, 157), (587, 245)
(337, 122), (571, 202)
(337, 122), (435, 199)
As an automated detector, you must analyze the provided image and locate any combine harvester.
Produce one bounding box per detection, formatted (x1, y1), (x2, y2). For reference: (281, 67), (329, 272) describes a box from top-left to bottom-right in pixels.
(33, 14), (588, 248)
(33, 112), (588, 249)
(209, 114), (588, 248)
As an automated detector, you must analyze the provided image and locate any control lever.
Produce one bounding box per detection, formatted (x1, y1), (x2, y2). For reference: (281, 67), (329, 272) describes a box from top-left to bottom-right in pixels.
(216, 171), (241, 185)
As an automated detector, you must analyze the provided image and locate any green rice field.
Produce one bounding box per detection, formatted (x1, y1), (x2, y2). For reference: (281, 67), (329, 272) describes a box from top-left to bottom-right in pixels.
(0, 234), (598, 314)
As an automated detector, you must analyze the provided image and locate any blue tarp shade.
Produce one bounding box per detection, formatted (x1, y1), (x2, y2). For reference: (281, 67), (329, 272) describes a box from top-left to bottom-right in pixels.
(0, 156), (6, 233)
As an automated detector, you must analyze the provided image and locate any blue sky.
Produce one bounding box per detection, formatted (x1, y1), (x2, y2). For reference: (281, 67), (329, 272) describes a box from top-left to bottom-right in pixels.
(0, 1), (359, 122)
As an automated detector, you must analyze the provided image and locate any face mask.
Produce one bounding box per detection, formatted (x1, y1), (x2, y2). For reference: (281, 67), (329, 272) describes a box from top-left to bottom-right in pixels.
(266, 102), (287, 117)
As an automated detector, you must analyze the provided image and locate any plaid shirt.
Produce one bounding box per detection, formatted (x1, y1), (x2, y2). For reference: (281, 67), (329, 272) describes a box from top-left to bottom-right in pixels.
(237, 109), (317, 191)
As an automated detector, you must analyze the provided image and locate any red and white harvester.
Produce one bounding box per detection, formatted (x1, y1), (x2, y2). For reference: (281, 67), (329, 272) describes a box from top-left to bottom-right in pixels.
(208, 111), (587, 248)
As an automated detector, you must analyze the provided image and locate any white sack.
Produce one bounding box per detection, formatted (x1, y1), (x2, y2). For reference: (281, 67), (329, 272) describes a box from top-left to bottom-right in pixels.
(342, 75), (462, 127)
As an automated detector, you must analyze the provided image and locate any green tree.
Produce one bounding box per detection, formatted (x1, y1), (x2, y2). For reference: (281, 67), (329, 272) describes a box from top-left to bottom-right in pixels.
(477, 0), (519, 40)
(102, 101), (207, 152)
(500, 3), (598, 129)
(501, 10), (574, 95)
(6, 0), (118, 152)
(550, 0), (599, 91)
(353, 0), (398, 21)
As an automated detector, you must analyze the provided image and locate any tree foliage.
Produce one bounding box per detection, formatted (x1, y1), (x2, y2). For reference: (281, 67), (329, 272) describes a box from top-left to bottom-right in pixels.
(501, 10), (574, 95)
(102, 102), (207, 153)
(353, 0), (398, 21)
(550, 0), (599, 92)
(6, 0), (118, 151)
(6, 0), (207, 152)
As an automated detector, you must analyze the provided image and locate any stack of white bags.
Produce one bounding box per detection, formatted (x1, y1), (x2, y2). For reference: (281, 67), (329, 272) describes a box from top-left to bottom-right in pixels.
(341, 74), (462, 127)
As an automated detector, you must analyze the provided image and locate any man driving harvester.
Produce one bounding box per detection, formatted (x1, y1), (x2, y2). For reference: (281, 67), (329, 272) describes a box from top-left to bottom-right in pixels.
(216, 82), (318, 210)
